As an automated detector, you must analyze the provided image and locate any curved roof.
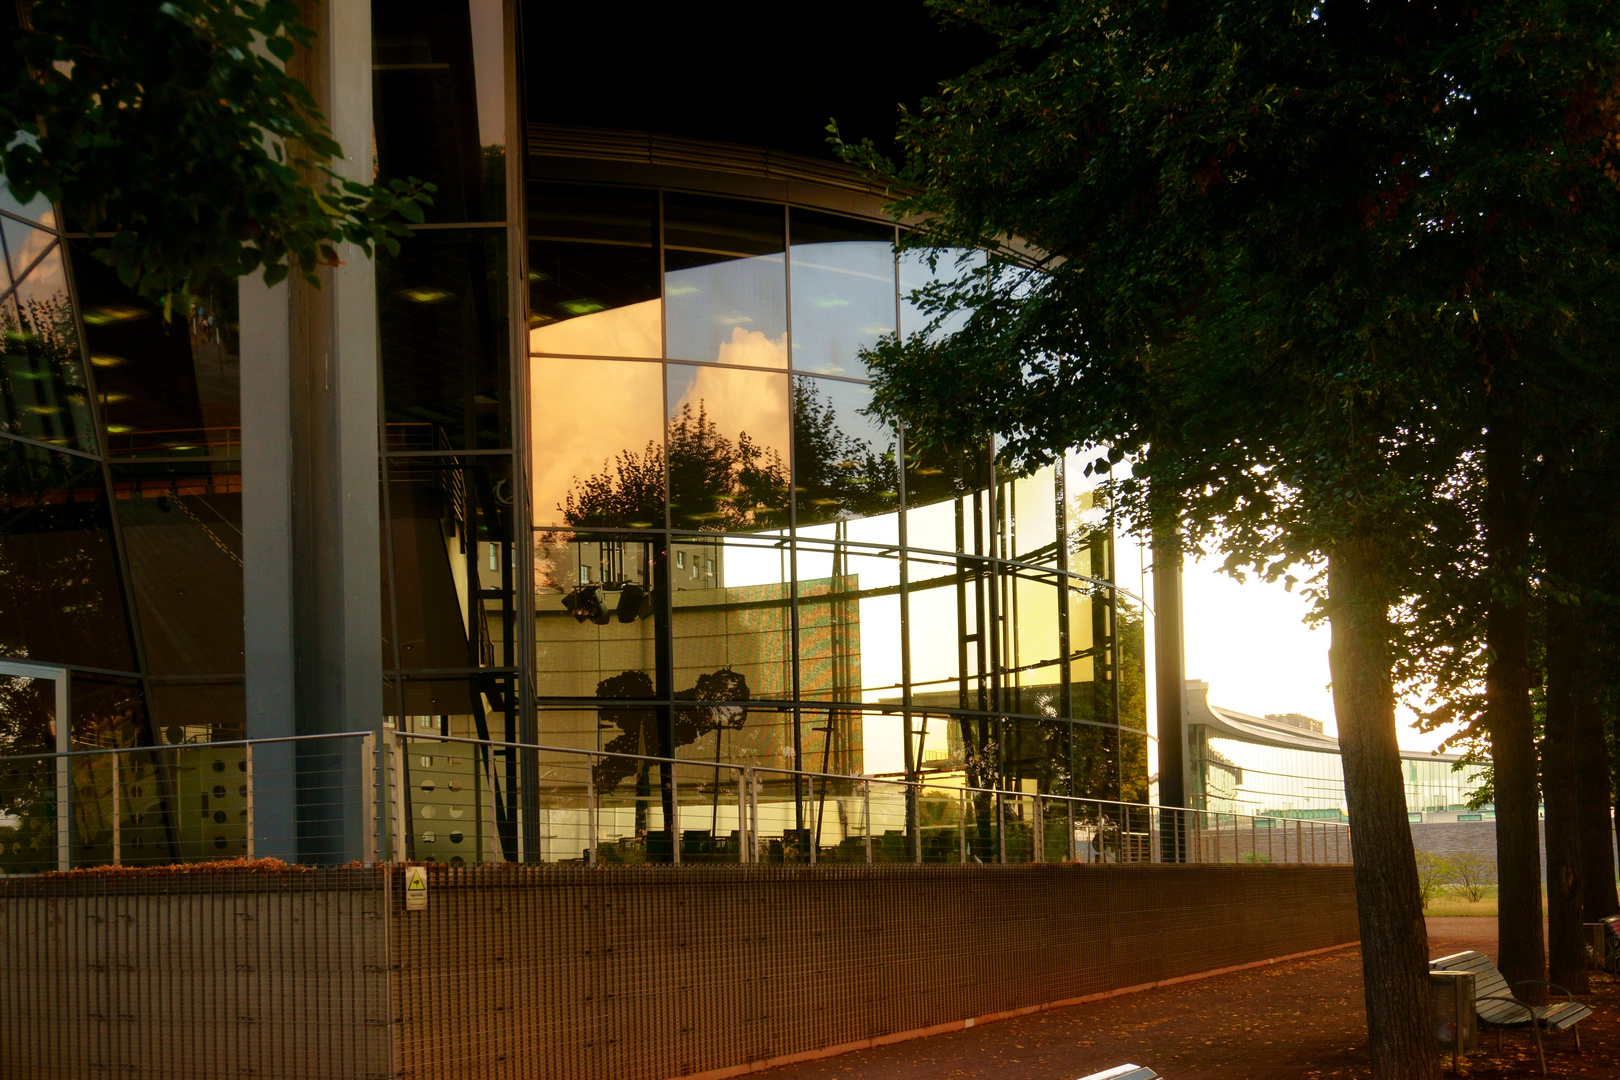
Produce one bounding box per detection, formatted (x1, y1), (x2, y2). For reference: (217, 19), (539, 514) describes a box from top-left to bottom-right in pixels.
(1186, 681), (1461, 764)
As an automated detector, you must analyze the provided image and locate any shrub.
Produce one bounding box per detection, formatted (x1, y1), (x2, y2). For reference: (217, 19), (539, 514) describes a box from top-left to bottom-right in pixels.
(1414, 851), (1455, 908)
(1449, 852), (1498, 903)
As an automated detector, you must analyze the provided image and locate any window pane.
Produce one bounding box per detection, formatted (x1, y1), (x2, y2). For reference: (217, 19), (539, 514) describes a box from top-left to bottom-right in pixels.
(2, 252), (97, 453)
(2, 214), (54, 284)
(0, 438), (134, 670)
(393, 673), (518, 865)
(111, 461), (244, 676)
(671, 534), (792, 708)
(898, 247), (983, 341)
(791, 376), (898, 531)
(903, 439), (991, 557)
(149, 682), (245, 745)
(383, 455), (517, 670)
(71, 240), (240, 458)
(666, 364), (789, 531)
(531, 356), (665, 529)
(664, 195), (786, 368)
(372, 0), (507, 223)
(788, 210), (894, 378)
(0, 175), (55, 227)
(794, 540), (902, 712)
(1001, 566), (1063, 719)
(379, 228), (510, 452)
(534, 532), (658, 699)
(999, 462), (1059, 563)
(528, 184), (660, 358)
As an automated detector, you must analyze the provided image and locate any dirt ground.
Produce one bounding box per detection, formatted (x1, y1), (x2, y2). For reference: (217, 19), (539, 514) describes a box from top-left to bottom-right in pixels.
(760, 918), (1619, 1079)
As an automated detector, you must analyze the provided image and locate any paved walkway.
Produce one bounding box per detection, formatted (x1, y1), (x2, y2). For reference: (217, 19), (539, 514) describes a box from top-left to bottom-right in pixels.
(758, 918), (1613, 1079)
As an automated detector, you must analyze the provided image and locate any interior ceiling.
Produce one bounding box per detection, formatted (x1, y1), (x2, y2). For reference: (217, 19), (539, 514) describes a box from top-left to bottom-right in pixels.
(519, 0), (990, 163)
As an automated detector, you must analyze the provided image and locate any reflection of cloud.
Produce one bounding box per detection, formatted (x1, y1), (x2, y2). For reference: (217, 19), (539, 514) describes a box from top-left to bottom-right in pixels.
(529, 298), (660, 359)
(713, 326), (787, 370)
(530, 356), (665, 526)
(671, 363), (789, 459)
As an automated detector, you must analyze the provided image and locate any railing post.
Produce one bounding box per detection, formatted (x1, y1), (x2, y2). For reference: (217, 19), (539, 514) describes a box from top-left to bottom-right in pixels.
(668, 763), (681, 866)
(587, 760), (599, 868)
(474, 742), (483, 862)
(1295, 818), (1302, 865)
(996, 790), (1006, 865)
(863, 781), (872, 864)
(911, 781), (921, 864)
(747, 768), (759, 863)
(243, 742), (255, 861)
(391, 732), (409, 861)
(360, 734), (376, 865)
(958, 788), (967, 865)
(1032, 794), (1043, 863)
(110, 751), (121, 867)
(806, 770), (816, 866)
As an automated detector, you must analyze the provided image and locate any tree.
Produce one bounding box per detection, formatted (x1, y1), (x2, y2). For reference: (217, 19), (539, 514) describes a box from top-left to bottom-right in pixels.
(839, 2), (1620, 1074)
(1, 0), (430, 307)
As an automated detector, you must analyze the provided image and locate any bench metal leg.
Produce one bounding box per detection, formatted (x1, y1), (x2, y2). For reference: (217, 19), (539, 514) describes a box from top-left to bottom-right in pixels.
(1574, 1023), (1582, 1054)
(1530, 1021), (1546, 1076)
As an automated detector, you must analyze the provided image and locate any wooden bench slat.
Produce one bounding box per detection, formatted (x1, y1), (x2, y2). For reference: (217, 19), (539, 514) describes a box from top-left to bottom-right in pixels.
(1431, 949), (1594, 1034)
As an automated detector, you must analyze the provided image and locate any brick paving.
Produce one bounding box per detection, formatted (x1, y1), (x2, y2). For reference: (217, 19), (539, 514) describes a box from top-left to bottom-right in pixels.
(758, 918), (1619, 1079)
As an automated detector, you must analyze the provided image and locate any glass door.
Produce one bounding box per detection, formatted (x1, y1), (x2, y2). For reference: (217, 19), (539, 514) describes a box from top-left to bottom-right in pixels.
(0, 660), (69, 873)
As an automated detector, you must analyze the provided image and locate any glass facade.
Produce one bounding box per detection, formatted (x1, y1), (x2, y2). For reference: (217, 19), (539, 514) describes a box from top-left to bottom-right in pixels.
(3, 4), (1151, 870)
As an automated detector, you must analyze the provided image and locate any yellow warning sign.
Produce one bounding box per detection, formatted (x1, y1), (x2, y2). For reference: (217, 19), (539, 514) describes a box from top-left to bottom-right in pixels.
(404, 866), (428, 911)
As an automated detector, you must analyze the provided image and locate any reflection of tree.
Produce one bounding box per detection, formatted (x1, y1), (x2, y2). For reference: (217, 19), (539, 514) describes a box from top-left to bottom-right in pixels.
(562, 401), (789, 531)
(592, 667), (751, 793)
(792, 376), (898, 521)
(2, 290), (92, 445)
(0, 673), (55, 874)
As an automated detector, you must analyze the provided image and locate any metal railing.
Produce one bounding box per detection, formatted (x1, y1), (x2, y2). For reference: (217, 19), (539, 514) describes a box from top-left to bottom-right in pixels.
(0, 731), (1352, 873)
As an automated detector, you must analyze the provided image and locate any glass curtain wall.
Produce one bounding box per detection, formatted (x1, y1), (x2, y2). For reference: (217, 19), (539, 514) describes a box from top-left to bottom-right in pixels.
(373, 0), (522, 866)
(524, 179), (1149, 865)
(0, 170), (205, 870)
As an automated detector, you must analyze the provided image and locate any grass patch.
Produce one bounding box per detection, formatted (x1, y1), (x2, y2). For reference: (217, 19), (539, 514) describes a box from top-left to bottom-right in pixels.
(1423, 885), (1557, 918)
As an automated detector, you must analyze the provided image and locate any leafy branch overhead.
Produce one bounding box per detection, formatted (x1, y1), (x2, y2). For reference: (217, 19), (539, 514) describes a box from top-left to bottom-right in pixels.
(0, 0), (433, 306)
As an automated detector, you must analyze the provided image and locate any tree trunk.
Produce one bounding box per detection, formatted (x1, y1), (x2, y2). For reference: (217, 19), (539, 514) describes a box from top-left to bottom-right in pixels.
(1327, 537), (1436, 1080)
(1541, 565), (1586, 991)
(1586, 687), (1620, 919)
(1484, 400), (1546, 993)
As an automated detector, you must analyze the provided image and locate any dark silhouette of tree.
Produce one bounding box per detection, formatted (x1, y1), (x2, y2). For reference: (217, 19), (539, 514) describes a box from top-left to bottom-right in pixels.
(562, 400), (789, 531)
(593, 667), (751, 794)
(791, 376), (898, 523)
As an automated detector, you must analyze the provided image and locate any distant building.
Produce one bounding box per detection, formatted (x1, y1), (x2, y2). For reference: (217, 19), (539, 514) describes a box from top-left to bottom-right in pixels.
(1185, 681), (1487, 823)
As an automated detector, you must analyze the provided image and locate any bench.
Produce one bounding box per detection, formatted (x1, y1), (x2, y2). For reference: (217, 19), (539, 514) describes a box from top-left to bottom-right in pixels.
(1430, 950), (1592, 1074)
(1076, 1067), (1160, 1080)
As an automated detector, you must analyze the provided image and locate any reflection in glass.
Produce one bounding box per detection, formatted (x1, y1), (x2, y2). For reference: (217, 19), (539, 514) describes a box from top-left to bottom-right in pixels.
(794, 540), (901, 707)
(528, 184), (660, 358)
(791, 376), (898, 528)
(0, 672), (57, 873)
(389, 673), (518, 863)
(112, 461), (244, 676)
(372, 0), (506, 223)
(383, 455), (516, 670)
(71, 240), (239, 457)
(534, 532), (657, 699)
(68, 675), (168, 867)
(789, 210), (895, 378)
(665, 195), (786, 368)
(2, 214), (54, 284)
(665, 364), (789, 531)
(1001, 567), (1062, 718)
(999, 463), (1059, 563)
(379, 229), (509, 452)
(148, 682), (245, 745)
(0, 439), (135, 671)
(898, 246), (984, 341)
(0, 172), (55, 226)
(671, 535), (793, 771)
(2, 250), (97, 452)
(903, 439), (991, 555)
(530, 356), (665, 529)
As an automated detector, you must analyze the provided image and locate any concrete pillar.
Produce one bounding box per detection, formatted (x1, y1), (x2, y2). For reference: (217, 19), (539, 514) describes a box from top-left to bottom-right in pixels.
(241, 0), (383, 864)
